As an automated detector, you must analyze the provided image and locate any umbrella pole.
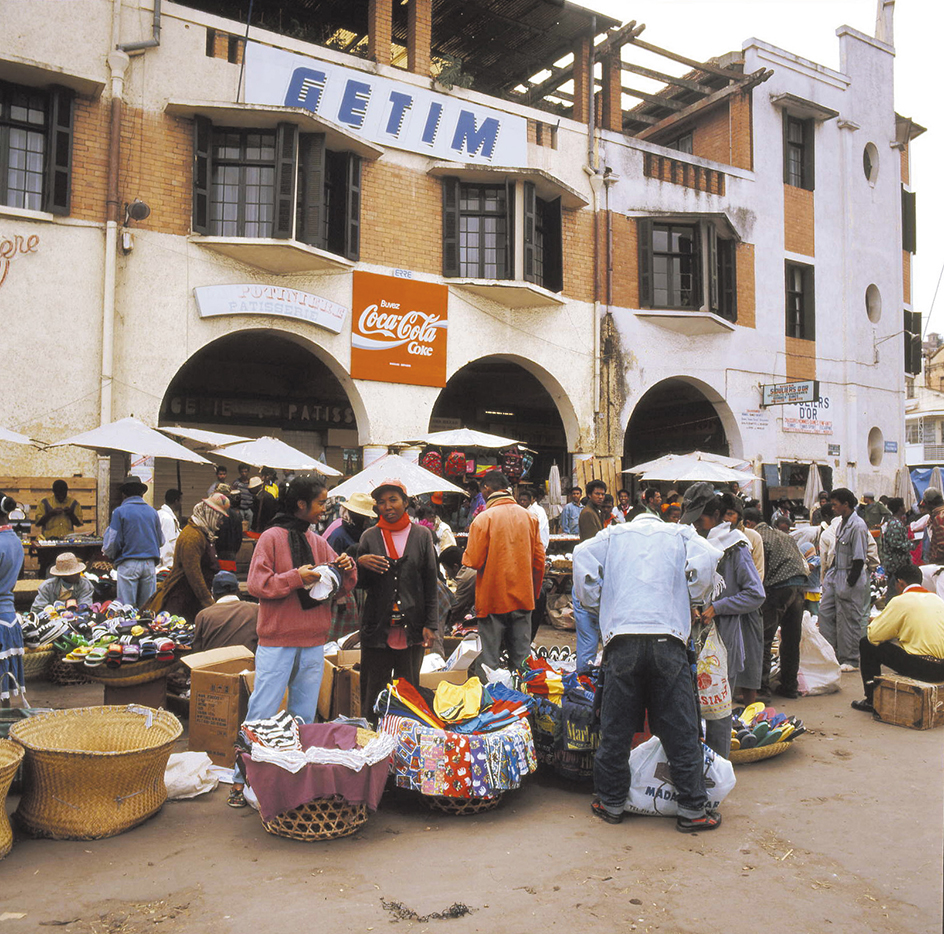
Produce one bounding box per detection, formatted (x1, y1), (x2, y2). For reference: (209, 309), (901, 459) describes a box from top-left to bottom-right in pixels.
(177, 461), (182, 498)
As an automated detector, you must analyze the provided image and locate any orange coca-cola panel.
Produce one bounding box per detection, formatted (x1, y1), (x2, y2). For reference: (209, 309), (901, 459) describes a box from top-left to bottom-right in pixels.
(351, 271), (449, 387)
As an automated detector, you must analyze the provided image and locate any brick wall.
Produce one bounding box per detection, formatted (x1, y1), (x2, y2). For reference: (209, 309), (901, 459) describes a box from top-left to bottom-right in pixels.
(610, 214), (637, 309)
(692, 102), (730, 164)
(900, 143), (909, 185)
(785, 336), (816, 380)
(572, 37), (591, 125)
(562, 209), (596, 303)
(736, 242), (755, 328)
(70, 96), (110, 223)
(903, 250), (911, 305)
(118, 109), (192, 237)
(360, 161), (441, 274)
(407, 0), (431, 76)
(729, 90), (752, 170)
(368, 0), (392, 65)
(783, 185), (814, 256)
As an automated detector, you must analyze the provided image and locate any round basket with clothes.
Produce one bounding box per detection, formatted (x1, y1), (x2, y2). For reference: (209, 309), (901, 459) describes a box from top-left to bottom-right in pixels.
(10, 705), (182, 840)
(378, 677), (537, 810)
(0, 739), (25, 858)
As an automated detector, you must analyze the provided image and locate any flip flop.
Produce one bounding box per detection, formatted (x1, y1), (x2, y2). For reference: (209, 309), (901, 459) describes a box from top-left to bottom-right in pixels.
(155, 639), (175, 661)
(752, 722), (770, 741)
(139, 640), (158, 661)
(85, 646), (108, 667)
(123, 644), (141, 663)
(741, 702), (765, 725)
(759, 726), (784, 746)
(753, 706), (778, 723)
(106, 644), (123, 668)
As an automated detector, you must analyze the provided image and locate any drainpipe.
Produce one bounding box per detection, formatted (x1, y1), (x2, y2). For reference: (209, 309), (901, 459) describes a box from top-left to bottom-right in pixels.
(119, 0), (162, 52)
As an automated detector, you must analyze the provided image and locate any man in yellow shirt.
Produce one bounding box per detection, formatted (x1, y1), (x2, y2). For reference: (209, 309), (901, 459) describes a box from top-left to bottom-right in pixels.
(34, 480), (83, 540)
(851, 563), (944, 712)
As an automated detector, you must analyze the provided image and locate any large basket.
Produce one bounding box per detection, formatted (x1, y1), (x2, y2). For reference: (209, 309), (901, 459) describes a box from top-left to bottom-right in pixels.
(10, 705), (182, 840)
(427, 793), (503, 815)
(260, 795), (368, 841)
(80, 659), (178, 688)
(0, 740), (25, 858)
(22, 647), (55, 682)
(730, 741), (792, 765)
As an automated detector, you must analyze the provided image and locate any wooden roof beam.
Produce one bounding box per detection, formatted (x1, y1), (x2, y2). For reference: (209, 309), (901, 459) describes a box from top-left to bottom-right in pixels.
(626, 35), (747, 82)
(622, 86), (689, 111)
(634, 67), (772, 140)
(620, 60), (715, 95)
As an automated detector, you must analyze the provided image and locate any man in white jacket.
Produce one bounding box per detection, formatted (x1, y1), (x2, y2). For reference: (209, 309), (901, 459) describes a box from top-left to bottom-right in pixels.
(573, 512), (724, 831)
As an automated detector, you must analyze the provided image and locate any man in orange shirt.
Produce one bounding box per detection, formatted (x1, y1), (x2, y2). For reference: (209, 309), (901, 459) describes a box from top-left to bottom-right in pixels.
(463, 470), (545, 675)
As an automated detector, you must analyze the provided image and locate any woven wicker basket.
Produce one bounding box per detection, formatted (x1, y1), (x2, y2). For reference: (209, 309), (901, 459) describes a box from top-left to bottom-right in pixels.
(47, 658), (92, 686)
(22, 647), (55, 682)
(81, 659), (177, 688)
(427, 793), (503, 815)
(729, 741), (792, 765)
(10, 705), (182, 840)
(260, 795), (368, 841)
(0, 740), (25, 859)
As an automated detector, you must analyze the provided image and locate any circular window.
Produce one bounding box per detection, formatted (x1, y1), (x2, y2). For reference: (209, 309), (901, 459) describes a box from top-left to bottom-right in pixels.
(865, 284), (882, 323)
(868, 426), (884, 466)
(863, 143), (879, 185)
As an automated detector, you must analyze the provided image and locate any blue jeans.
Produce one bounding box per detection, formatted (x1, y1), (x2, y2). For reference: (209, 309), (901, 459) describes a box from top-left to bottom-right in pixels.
(116, 558), (157, 607)
(594, 634), (708, 819)
(234, 644), (325, 783)
(573, 596), (601, 672)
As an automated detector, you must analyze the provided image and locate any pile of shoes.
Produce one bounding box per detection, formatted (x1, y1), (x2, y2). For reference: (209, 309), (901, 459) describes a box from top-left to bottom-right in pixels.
(19, 602), (196, 669)
(730, 702), (806, 751)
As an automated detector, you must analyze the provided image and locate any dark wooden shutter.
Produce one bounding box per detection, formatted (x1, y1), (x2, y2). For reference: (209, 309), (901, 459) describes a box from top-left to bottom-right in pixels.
(905, 310), (922, 375)
(344, 153), (361, 261)
(442, 176), (460, 277)
(802, 265), (816, 341)
(296, 132), (326, 248)
(637, 218), (653, 308)
(192, 115), (212, 235)
(802, 119), (815, 191)
(707, 223), (719, 312)
(781, 111), (790, 186)
(719, 239), (737, 322)
(45, 85), (74, 215)
(542, 196), (563, 293)
(902, 187), (917, 253)
(272, 122), (297, 240)
(503, 179), (514, 281)
(523, 181), (536, 283)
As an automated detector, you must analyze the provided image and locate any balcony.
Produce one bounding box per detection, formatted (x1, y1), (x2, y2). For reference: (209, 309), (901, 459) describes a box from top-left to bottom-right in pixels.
(643, 152), (725, 196)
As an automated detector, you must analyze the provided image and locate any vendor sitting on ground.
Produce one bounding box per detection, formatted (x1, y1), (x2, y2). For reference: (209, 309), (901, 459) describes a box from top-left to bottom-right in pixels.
(34, 480), (84, 540)
(193, 570), (258, 653)
(31, 552), (94, 612)
(851, 562), (944, 713)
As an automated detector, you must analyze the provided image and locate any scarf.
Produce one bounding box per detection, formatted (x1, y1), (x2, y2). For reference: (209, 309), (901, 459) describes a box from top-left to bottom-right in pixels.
(269, 512), (319, 610)
(190, 501), (225, 542)
(377, 512), (411, 559)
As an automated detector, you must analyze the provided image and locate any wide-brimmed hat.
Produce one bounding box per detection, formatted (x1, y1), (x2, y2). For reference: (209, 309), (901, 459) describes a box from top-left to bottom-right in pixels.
(203, 493), (231, 516)
(248, 477), (264, 491)
(344, 491), (377, 518)
(50, 552), (86, 577)
(371, 478), (409, 501)
(119, 474), (148, 495)
(680, 482), (717, 525)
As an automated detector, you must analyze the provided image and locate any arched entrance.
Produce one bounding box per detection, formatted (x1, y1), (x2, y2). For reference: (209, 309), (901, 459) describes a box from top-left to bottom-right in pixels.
(623, 378), (739, 469)
(431, 356), (571, 483)
(156, 330), (360, 510)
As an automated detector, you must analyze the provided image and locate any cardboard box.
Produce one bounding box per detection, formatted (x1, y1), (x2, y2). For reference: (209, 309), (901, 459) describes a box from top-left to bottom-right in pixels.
(318, 649), (361, 721)
(873, 674), (944, 730)
(183, 646), (255, 766)
(419, 644), (479, 690)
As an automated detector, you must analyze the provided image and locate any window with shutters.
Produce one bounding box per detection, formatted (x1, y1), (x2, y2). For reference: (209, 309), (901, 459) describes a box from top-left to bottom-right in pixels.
(0, 80), (73, 215)
(193, 117), (360, 259)
(637, 218), (737, 321)
(441, 177), (563, 292)
(783, 114), (814, 190)
(904, 309), (922, 376)
(785, 261), (815, 340)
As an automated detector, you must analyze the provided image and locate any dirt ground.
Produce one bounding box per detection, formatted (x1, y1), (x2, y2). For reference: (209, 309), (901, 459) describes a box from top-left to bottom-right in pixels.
(3, 631), (942, 934)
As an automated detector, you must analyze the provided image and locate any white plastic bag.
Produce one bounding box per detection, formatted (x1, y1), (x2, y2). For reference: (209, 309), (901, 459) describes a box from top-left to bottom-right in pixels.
(624, 736), (736, 816)
(696, 622), (731, 720)
(797, 611), (841, 695)
(164, 752), (219, 799)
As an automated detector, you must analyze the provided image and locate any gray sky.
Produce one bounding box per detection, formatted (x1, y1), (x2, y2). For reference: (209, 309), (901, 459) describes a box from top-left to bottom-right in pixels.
(587, 0), (938, 334)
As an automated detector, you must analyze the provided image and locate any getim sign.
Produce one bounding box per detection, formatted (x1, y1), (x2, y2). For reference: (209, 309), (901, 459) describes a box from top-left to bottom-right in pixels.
(245, 43), (527, 165)
(351, 272), (448, 387)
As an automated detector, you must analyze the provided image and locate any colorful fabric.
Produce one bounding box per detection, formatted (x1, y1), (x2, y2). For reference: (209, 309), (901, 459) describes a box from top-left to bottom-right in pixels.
(421, 451), (443, 476)
(444, 451), (467, 479)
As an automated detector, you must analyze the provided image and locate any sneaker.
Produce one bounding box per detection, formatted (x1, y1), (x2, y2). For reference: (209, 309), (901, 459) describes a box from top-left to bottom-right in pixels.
(839, 663), (859, 672)
(851, 698), (875, 713)
(591, 796), (623, 824)
(677, 810), (722, 833)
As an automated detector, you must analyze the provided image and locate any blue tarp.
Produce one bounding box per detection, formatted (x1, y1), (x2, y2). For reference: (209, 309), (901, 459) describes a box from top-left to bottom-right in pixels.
(911, 468), (935, 499)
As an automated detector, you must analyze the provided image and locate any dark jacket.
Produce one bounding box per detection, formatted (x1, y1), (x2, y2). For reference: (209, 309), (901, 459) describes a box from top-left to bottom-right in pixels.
(216, 508), (244, 560)
(356, 524), (439, 649)
(146, 524), (218, 622)
(578, 503), (606, 542)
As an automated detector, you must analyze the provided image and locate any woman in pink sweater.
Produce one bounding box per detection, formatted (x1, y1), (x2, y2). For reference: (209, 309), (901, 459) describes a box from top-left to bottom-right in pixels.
(229, 475), (356, 808)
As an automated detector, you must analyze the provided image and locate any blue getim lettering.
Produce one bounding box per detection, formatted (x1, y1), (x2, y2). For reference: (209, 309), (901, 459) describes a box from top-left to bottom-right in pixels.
(386, 91), (413, 136)
(285, 67), (327, 113)
(451, 111), (499, 159)
(422, 102), (443, 145)
(338, 80), (372, 128)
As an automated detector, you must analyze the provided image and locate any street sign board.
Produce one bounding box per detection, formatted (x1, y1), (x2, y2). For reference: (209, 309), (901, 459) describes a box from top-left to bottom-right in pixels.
(760, 380), (820, 407)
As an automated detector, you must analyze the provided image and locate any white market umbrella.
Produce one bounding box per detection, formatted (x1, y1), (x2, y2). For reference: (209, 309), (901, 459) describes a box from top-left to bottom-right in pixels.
(803, 463), (821, 514)
(51, 416), (211, 464)
(640, 458), (753, 485)
(546, 462), (564, 520)
(328, 453), (467, 500)
(0, 426), (38, 445)
(209, 436), (341, 476)
(158, 425), (252, 449)
(405, 428), (520, 449)
(929, 466), (943, 496)
(896, 466), (918, 509)
(624, 449), (749, 474)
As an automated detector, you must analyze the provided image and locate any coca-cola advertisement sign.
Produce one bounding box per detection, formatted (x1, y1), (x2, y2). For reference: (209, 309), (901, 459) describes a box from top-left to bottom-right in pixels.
(351, 271), (448, 387)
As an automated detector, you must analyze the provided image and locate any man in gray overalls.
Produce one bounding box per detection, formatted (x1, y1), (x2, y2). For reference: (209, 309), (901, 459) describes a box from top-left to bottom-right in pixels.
(819, 488), (870, 670)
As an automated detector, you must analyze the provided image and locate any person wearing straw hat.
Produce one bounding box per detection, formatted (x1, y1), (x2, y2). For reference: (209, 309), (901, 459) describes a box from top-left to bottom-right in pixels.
(31, 552), (94, 613)
(103, 475), (164, 608)
(146, 493), (230, 622)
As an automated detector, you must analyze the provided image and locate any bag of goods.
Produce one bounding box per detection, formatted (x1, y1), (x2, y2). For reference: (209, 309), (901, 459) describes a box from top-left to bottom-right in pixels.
(444, 451), (466, 480)
(502, 448), (524, 484)
(420, 451), (443, 476)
